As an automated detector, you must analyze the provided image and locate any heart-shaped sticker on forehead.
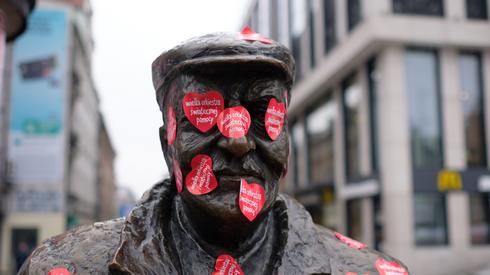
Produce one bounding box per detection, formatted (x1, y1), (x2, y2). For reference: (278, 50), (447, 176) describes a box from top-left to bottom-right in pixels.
(212, 254), (244, 275)
(183, 91), (224, 133)
(265, 98), (286, 140)
(239, 179), (265, 221)
(334, 232), (367, 249)
(185, 154), (218, 195)
(217, 106), (251, 138)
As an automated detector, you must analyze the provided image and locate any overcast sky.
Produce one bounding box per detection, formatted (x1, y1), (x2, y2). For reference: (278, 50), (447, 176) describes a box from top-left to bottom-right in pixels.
(92, 0), (251, 198)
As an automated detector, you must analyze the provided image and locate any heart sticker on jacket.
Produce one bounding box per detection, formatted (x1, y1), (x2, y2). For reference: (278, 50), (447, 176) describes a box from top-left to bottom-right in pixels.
(167, 107), (176, 145)
(375, 258), (408, 275)
(182, 91), (224, 133)
(217, 106), (251, 138)
(212, 254), (244, 275)
(185, 154), (218, 195)
(265, 98), (286, 140)
(239, 179), (265, 221)
(334, 232), (367, 249)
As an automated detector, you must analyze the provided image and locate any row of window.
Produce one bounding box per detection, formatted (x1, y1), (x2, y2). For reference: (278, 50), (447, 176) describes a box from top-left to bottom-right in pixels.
(290, 49), (487, 190)
(415, 192), (490, 245)
(247, 0), (489, 81)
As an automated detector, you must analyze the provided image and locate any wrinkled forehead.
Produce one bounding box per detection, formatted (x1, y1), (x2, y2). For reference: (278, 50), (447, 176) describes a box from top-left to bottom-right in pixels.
(165, 69), (288, 105)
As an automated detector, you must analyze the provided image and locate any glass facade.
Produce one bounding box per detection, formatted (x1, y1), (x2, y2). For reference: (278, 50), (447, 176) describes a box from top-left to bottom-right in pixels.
(290, 0), (307, 80)
(291, 121), (304, 188)
(343, 75), (362, 180)
(393, 0), (444, 16)
(459, 53), (487, 167)
(414, 193), (448, 245)
(346, 199), (363, 241)
(406, 49), (443, 169)
(308, 0), (316, 68)
(367, 58), (379, 174)
(470, 193), (490, 244)
(466, 0), (488, 19)
(323, 0), (336, 53)
(347, 0), (362, 31)
(306, 96), (336, 184)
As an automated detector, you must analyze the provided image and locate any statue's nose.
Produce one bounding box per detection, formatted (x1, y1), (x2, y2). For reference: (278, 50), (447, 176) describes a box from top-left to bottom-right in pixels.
(217, 136), (256, 157)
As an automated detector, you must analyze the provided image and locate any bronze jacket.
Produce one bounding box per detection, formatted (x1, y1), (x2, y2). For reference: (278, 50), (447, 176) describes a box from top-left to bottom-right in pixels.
(19, 179), (408, 275)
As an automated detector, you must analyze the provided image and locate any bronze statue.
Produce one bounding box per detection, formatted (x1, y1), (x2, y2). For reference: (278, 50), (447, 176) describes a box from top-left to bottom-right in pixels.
(19, 29), (409, 275)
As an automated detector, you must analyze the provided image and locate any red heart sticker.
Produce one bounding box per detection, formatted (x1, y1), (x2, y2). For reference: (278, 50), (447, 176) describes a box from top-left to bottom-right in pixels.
(217, 106), (251, 138)
(48, 268), (71, 275)
(167, 107), (176, 145)
(335, 232), (367, 249)
(265, 98), (286, 140)
(212, 254), (244, 275)
(238, 26), (272, 44)
(239, 179), (265, 221)
(375, 258), (408, 275)
(182, 91), (224, 133)
(185, 154), (218, 195)
(173, 158), (183, 193)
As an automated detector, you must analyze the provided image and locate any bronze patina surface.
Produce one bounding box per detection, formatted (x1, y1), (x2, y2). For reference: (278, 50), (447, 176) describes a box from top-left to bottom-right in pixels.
(19, 31), (409, 275)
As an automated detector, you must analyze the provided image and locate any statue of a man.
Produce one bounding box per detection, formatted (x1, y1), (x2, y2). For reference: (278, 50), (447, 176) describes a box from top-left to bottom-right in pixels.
(20, 30), (409, 275)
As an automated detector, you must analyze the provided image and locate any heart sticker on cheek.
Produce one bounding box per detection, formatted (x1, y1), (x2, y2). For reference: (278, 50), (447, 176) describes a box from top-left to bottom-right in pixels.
(212, 254), (244, 275)
(265, 98), (286, 140)
(375, 258), (408, 275)
(185, 154), (218, 195)
(183, 91), (224, 133)
(239, 179), (265, 221)
(167, 107), (176, 145)
(173, 158), (183, 193)
(217, 106), (251, 138)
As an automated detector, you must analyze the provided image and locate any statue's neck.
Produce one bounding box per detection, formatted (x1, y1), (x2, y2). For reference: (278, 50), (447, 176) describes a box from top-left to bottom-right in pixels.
(175, 196), (269, 256)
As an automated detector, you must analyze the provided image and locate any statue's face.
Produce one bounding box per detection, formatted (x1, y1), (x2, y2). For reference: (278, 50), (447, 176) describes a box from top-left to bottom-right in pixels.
(164, 68), (289, 223)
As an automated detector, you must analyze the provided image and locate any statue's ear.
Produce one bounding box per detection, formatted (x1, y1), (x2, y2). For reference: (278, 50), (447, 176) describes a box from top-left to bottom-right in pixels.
(159, 126), (170, 162)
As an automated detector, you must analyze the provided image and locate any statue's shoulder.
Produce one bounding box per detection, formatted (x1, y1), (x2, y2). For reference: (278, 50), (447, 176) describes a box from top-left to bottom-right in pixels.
(18, 218), (124, 275)
(278, 194), (409, 274)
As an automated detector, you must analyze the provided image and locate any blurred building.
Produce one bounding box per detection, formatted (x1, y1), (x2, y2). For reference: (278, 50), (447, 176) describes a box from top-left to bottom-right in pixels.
(0, 0), (116, 273)
(243, 0), (490, 274)
(0, 0), (36, 272)
(97, 115), (117, 221)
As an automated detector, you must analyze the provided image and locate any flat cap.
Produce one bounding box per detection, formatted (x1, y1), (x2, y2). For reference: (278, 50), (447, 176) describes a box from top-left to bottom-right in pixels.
(151, 28), (295, 110)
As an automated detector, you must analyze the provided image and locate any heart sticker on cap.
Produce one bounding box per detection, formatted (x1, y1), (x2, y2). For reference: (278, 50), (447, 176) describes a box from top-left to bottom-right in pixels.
(239, 179), (265, 221)
(334, 232), (367, 249)
(265, 98), (286, 140)
(167, 107), (177, 145)
(217, 106), (251, 138)
(212, 254), (244, 275)
(48, 268), (72, 275)
(185, 154), (218, 195)
(375, 258), (408, 275)
(183, 91), (224, 133)
(173, 158), (183, 193)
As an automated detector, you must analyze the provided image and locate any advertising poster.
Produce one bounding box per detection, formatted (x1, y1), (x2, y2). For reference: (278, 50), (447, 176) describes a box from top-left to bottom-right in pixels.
(8, 8), (69, 186)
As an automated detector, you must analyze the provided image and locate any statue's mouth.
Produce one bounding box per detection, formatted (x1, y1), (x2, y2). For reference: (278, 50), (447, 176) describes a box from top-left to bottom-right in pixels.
(215, 174), (265, 193)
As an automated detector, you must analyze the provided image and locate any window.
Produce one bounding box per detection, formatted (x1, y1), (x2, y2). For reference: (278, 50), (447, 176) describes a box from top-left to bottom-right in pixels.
(367, 58), (379, 173)
(469, 193), (490, 244)
(406, 49), (443, 169)
(466, 0), (488, 19)
(291, 122), (304, 188)
(347, 0), (362, 31)
(308, 0), (316, 68)
(393, 0), (444, 16)
(459, 53), (487, 167)
(290, 0), (307, 80)
(306, 96), (336, 184)
(343, 75), (362, 180)
(323, 0), (336, 53)
(414, 193), (448, 245)
(347, 199), (363, 241)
